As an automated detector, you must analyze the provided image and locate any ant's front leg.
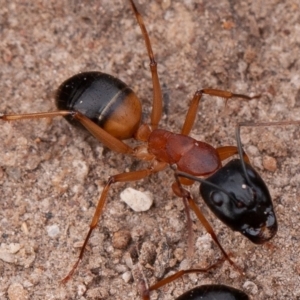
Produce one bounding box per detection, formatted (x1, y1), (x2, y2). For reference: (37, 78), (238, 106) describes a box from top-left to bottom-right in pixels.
(172, 172), (243, 275)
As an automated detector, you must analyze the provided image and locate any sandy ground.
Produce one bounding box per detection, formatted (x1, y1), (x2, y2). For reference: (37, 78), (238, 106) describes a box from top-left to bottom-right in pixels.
(1, 0), (300, 299)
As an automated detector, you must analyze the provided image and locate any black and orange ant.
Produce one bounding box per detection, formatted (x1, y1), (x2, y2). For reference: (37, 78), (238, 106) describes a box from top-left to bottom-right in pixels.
(2, 0), (296, 298)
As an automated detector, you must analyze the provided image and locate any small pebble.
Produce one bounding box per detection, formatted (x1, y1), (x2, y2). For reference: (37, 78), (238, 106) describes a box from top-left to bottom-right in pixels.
(6, 243), (21, 254)
(46, 224), (60, 238)
(21, 222), (29, 235)
(0, 250), (15, 263)
(0, 243), (21, 263)
(243, 280), (258, 295)
(122, 271), (132, 283)
(77, 284), (87, 297)
(112, 230), (131, 249)
(263, 155), (277, 172)
(120, 187), (153, 212)
(8, 283), (28, 300)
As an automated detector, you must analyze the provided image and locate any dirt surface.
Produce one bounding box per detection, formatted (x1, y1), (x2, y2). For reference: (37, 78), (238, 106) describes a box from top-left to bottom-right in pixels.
(1, 0), (300, 299)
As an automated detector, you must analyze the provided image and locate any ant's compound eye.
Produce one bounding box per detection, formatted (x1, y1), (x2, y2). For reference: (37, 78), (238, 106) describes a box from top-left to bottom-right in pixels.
(210, 191), (224, 206)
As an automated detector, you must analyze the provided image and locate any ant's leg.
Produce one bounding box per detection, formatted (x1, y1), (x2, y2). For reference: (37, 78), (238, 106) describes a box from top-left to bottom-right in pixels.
(181, 89), (260, 136)
(0, 111), (133, 154)
(61, 162), (166, 283)
(172, 173), (242, 274)
(171, 181), (195, 258)
(129, 0), (162, 129)
(181, 91), (203, 135)
(216, 146), (250, 164)
(142, 260), (224, 300)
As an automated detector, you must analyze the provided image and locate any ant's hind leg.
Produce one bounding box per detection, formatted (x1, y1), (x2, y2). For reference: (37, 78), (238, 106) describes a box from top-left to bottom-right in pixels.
(0, 110), (134, 155)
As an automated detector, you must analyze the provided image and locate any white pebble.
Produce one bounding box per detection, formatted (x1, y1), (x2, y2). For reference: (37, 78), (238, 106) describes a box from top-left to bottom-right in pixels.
(120, 187), (153, 212)
(196, 233), (213, 250)
(243, 280), (258, 294)
(6, 243), (21, 254)
(46, 224), (60, 238)
(0, 250), (15, 263)
(122, 271), (132, 283)
(0, 243), (21, 263)
(77, 284), (87, 296)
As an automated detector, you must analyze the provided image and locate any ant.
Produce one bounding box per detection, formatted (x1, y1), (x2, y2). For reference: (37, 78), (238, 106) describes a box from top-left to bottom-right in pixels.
(0, 0), (282, 293)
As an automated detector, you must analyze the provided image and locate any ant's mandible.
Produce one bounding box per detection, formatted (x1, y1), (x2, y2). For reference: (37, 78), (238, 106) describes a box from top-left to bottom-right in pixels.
(1, 0), (277, 286)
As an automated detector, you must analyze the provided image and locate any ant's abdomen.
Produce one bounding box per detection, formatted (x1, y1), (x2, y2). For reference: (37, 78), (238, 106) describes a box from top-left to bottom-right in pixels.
(56, 71), (142, 140)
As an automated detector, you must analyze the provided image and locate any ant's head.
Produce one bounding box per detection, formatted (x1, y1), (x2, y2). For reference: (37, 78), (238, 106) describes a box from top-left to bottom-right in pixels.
(200, 159), (277, 244)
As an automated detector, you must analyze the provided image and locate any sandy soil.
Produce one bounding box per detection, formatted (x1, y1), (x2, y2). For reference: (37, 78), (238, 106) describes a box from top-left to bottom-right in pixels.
(1, 0), (300, 299)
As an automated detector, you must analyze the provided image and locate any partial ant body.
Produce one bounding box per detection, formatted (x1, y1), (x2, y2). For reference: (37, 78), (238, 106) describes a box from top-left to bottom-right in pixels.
(138, 262), (249, 299)
(3, 0), (296, 298)
(154, 284), (249, 300)
(174, 285), (249, 300)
